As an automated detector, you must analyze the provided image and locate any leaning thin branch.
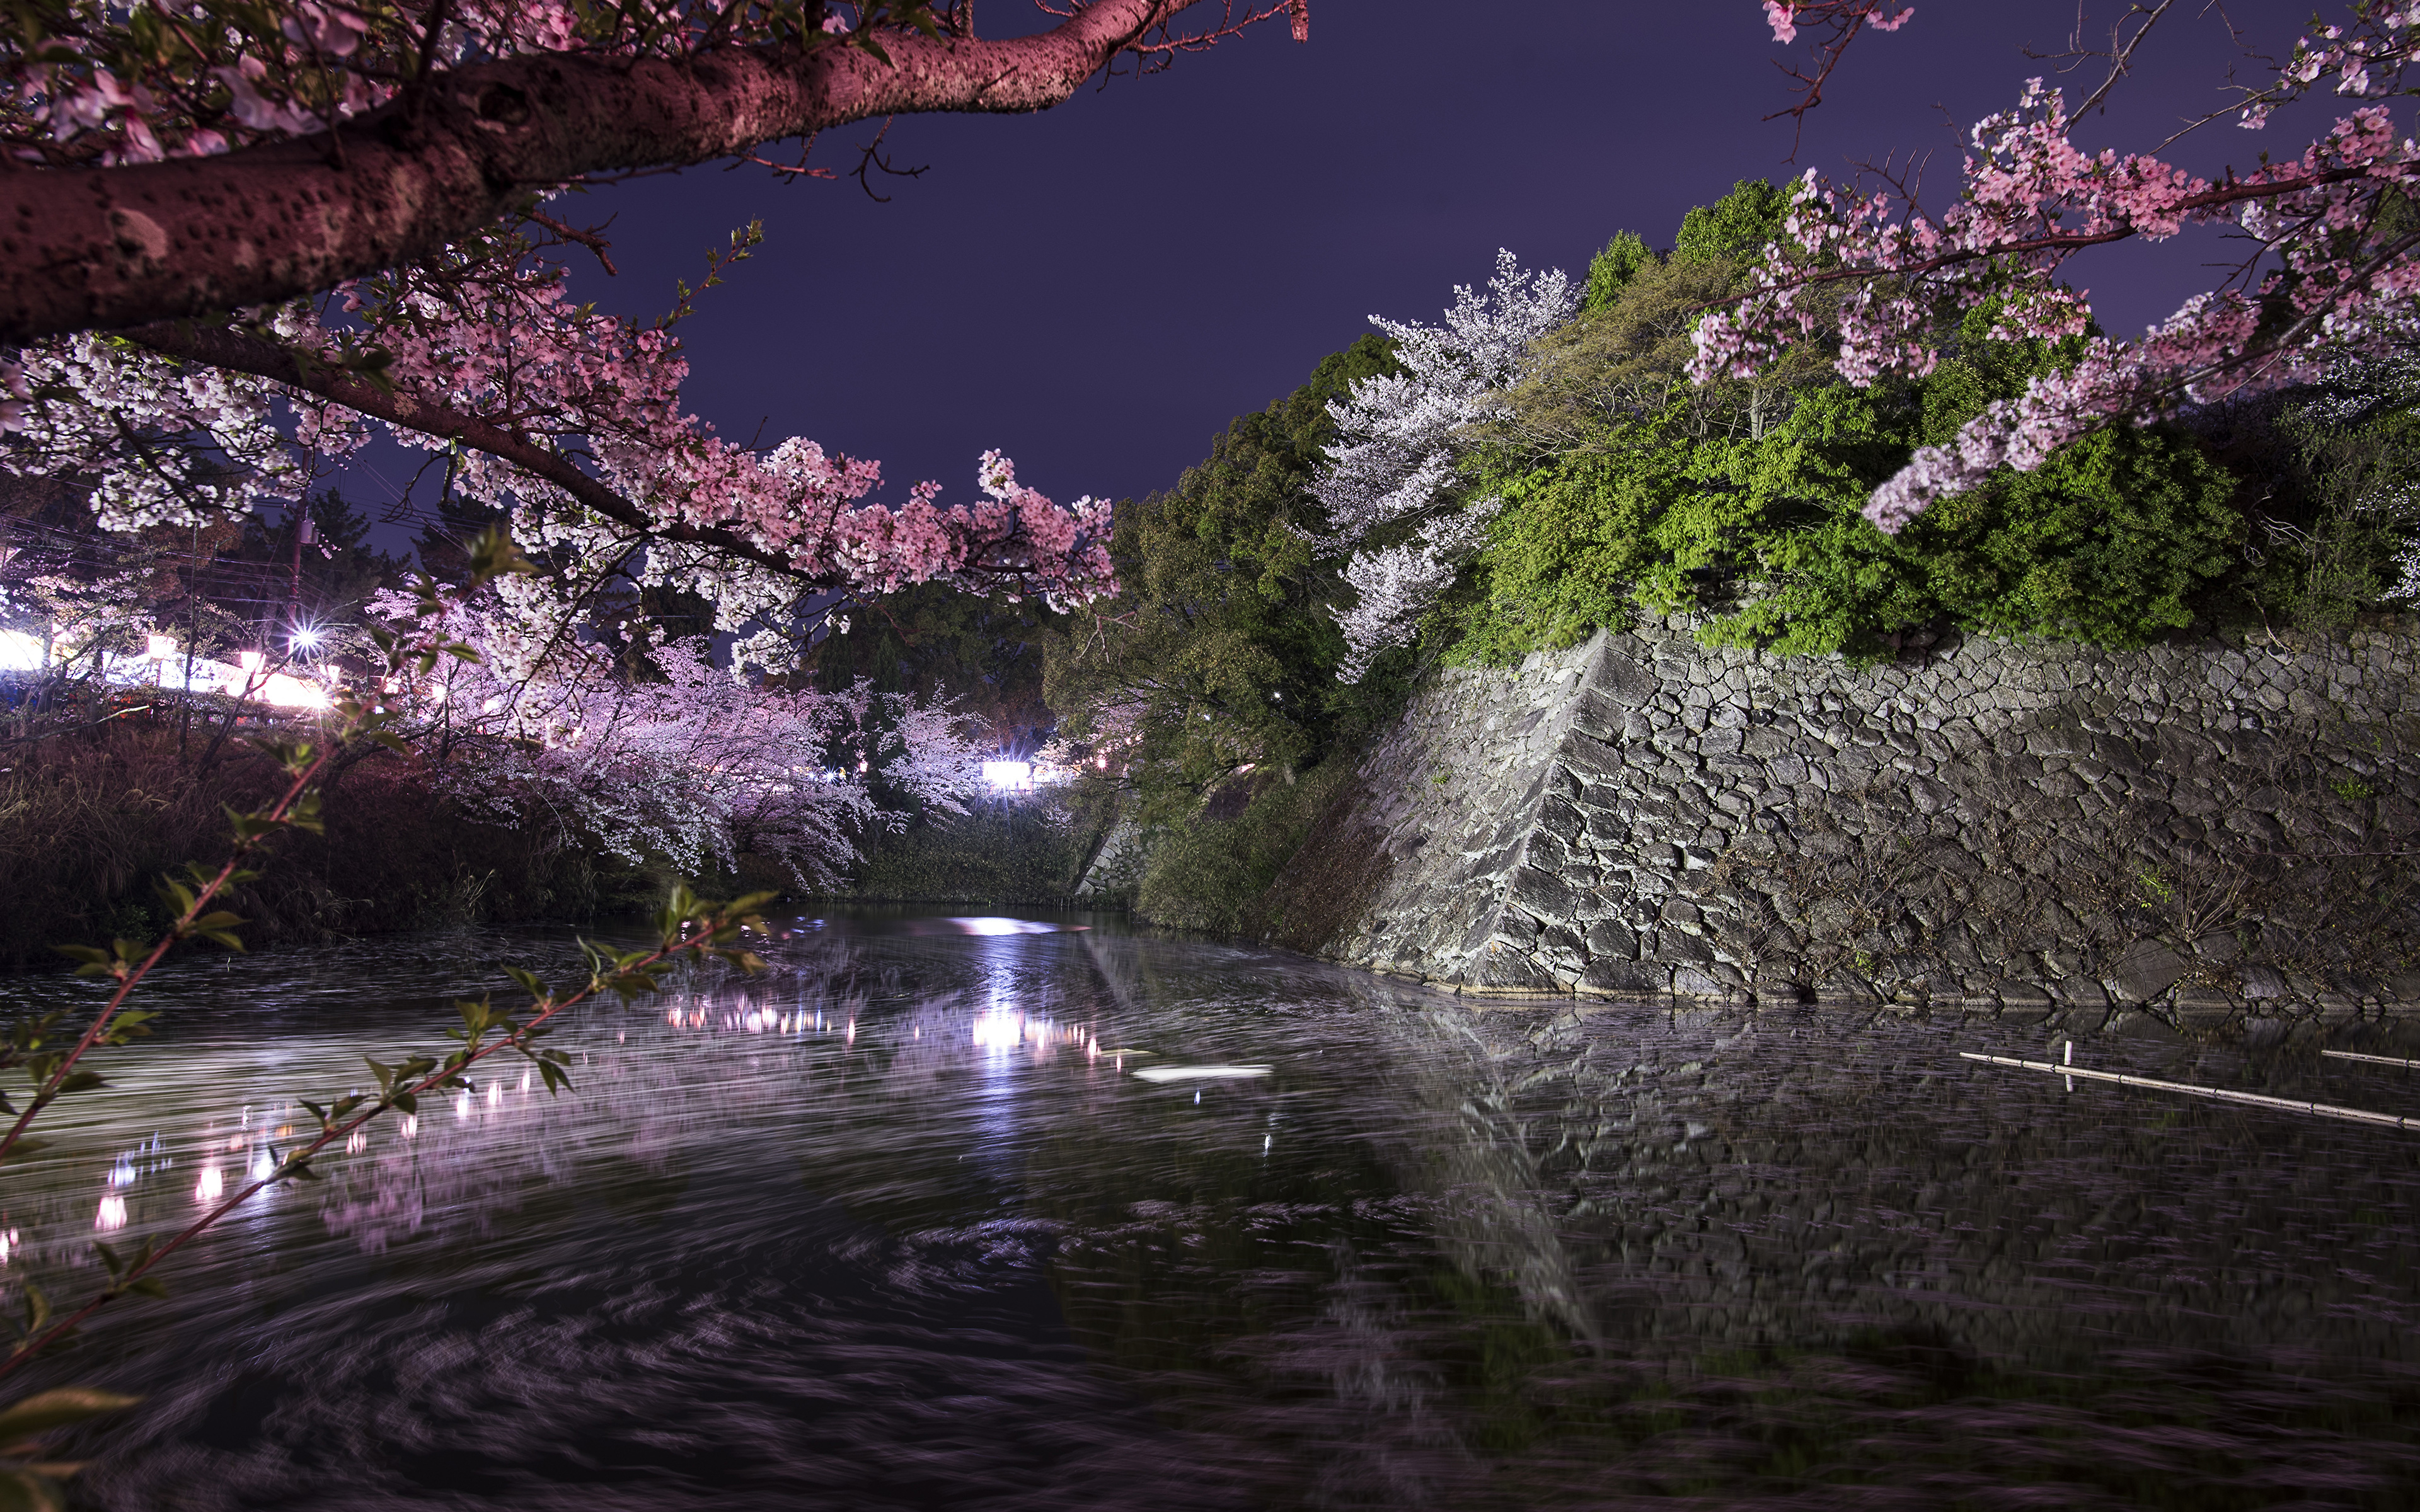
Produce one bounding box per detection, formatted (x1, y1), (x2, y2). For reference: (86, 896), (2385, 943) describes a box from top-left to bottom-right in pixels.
(0, 745), (329, 1167)
(0, 910), (745, 1385)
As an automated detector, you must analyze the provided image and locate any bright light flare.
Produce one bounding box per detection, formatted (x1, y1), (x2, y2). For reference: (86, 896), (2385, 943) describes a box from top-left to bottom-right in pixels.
(0, 631), (41, 672)
(981, 760), (1032, 791)
(95, 1194), (128, 1231)
(194, 1164), (224, 1203)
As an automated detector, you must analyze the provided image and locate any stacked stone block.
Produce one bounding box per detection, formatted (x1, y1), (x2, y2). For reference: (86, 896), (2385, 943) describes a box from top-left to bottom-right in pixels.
(1294, 619), (2420, 1026)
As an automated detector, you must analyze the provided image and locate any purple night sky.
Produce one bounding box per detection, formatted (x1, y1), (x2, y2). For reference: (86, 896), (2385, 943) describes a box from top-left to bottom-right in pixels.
(342, 0), (2318, 536)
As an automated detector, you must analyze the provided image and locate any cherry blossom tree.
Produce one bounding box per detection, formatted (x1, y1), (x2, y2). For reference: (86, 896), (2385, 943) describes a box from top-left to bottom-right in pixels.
(0, 0), (1305, 338)
(0, 1), (1306, 671)
(1313, 249), (1573, 681)
(1706, 0), (2420, 533)
(381, 593), (991, 887)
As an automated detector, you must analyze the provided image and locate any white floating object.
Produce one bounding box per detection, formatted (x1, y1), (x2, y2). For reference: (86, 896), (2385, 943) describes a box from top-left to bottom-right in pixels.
(2324, 1049), (2420, 1070)
(1132, 1065), (1272, 1084)
(1961, 1052), (2420, 1130)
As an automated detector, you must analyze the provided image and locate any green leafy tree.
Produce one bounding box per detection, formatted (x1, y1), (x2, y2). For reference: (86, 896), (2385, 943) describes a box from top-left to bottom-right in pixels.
(810, 583), (1054, 760)
(1044, 335), (1410, 820)
(1458, 195), (2252, 662)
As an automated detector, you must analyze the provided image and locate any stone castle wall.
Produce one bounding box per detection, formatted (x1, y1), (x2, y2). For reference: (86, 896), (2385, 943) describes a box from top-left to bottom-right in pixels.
(1264, 619), (2420, 1028)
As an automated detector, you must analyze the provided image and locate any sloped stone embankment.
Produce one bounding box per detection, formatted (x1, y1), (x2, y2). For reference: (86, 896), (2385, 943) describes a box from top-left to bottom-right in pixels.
(1264, 619), (2420, 1027)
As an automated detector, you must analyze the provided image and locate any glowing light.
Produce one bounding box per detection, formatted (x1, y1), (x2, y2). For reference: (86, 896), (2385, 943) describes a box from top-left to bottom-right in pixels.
(945, 917), (1059, 936)
(249, 1148), (275, 1181)
(194, 1164), (224, 1202)
(236, 650), (263, 673)
(400, 1114), (418, 1140)
(344, 1130), (366, 1155)
(145, 632), (175, 660)
(291, 627), (322, 650)
(454, 1089), (472, 1120)
(519, 1070), (531, 1094)
(0, 630), (42, 672)
(95, 1194), (128, 1231)
(1132, 1065), (1274, 1083)
(980, 760), (1033, 791)
(973, 1011), (1027, 1051)
(487, 1082), (501, 1107)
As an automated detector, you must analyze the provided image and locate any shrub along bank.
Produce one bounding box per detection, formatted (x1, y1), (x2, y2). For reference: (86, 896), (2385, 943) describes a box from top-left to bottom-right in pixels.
(0, 721), (645, 970)
(838, 793), (1114, 908)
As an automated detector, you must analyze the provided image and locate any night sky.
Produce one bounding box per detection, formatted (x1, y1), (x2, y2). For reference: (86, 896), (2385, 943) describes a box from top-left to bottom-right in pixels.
(343, 0), (2319, 538)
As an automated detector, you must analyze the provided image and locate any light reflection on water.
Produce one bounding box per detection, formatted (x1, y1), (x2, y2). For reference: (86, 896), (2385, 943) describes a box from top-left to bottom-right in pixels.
(1, 914), (2419, 1508)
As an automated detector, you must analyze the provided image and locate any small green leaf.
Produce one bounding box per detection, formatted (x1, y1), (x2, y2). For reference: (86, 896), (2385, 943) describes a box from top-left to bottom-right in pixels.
(0, 1388), (140, 1443)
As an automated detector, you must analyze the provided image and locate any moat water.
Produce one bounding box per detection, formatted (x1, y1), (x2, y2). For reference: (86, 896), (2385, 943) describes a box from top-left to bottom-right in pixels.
(7, 911), (2420, 1508)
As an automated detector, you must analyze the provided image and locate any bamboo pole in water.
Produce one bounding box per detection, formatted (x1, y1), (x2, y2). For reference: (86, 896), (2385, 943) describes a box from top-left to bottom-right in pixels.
(1958, 1053), (2420, 1131)
(2322, 1050), (2420, 1071)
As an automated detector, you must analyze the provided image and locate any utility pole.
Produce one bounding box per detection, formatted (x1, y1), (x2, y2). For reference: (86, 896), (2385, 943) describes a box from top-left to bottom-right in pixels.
(287, 510), (312, 645)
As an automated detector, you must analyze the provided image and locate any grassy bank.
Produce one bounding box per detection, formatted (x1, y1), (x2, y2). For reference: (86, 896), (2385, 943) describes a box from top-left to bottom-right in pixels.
(839, 798), (1110, 908)
(0, 722), (662, 969)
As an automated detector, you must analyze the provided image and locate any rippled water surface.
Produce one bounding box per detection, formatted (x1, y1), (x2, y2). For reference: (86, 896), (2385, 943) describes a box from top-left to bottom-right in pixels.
(8, 912), (2420, 1509)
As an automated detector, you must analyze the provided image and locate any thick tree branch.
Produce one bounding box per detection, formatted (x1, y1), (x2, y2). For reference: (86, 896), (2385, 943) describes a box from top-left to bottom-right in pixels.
(2, 0), (1202, 343)
(122, 320), (814, 580)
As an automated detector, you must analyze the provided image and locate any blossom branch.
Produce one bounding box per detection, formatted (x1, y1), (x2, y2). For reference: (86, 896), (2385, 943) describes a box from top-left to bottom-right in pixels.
(0, 0), (1274, 343)
(0, 896), (767, 1385)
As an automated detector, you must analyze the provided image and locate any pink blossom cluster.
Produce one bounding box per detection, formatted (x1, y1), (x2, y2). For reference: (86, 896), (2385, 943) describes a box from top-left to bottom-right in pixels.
(1760, 1), (1911, 49)
(1, 3), (943, 168)
(1, 217), (1115, 656)
(304, 241), (1116, 610)
(3, 330), (310, 531)
(376, 598), (990, 888)
(1711, 0), (2420, 531)
(7, 0), (392, 165)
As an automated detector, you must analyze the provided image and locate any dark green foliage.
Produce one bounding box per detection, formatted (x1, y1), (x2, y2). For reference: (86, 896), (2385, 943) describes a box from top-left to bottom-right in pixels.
(810, 580), (1054, 757)
(1671, 178), (1789, 266)
(1044, 335), (1414, 825)
(0, 723), (608, 969)
(844, 801), (1105, 906)
(1582, 230), (1653, 313)
(1130, 760), (1350, 937)
(1039, 337), (1436, 932)
(1458, 203), (2258, 662)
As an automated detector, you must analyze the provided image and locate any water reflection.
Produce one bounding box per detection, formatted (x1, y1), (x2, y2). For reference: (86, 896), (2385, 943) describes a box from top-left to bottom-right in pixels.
(0, 914), (2412, 1508)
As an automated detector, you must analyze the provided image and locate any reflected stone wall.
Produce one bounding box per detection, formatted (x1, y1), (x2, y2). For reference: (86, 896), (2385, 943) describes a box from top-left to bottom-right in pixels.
(1457, 997), (2420, 1370)
(1271, 619), (2420, 1026)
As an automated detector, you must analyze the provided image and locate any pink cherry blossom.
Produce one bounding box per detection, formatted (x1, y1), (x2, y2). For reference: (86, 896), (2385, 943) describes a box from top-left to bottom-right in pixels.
(1712, 0), (2420, 530)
